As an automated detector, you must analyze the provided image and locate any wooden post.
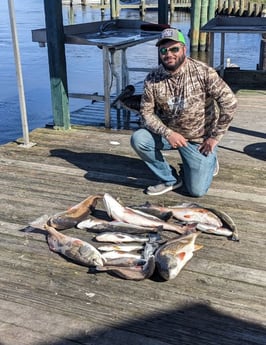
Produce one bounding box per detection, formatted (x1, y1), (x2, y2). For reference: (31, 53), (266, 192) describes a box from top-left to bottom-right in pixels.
(199, 0), (208, 51)
(208, 0), (216, 20)
(190, 0), (202, 51)
(44, 0), (70, 130)
(206, 0), (217, 52)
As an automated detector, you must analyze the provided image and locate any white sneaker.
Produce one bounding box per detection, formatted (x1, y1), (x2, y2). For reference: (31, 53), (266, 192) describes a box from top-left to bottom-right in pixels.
(146, 180), (183, 196)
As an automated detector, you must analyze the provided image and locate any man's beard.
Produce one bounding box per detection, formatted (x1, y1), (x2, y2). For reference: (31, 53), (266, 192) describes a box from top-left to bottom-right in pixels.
(161, 53), (186, 72)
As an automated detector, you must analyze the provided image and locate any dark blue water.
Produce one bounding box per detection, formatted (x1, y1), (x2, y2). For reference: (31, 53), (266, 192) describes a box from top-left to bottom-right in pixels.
(0, 1), (261, 145)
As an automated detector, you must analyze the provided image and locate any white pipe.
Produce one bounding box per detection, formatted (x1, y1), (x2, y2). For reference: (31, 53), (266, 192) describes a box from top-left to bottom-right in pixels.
(7, 0), (35, 147)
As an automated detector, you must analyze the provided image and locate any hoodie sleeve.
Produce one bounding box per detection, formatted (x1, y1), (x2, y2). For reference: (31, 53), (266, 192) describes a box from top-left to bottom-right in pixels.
(140, 77), (174, 139)
(206, 67), (237, 142)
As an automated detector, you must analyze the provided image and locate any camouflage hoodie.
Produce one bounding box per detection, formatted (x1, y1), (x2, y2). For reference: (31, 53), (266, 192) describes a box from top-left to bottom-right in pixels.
(140, 57), (237, 142)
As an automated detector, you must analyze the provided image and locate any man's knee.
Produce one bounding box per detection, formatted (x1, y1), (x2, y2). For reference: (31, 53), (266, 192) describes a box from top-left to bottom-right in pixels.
(185, 184), (209, 198)
(131, 129), (149, 151)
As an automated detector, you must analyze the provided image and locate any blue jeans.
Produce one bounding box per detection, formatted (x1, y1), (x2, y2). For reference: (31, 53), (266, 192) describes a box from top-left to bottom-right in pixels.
(131, 128), (218, 197)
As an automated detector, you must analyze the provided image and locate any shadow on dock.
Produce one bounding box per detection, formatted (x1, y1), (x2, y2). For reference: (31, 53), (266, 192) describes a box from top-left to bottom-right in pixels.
(50, 148), (157, 188)
(34, 302), (266, 345)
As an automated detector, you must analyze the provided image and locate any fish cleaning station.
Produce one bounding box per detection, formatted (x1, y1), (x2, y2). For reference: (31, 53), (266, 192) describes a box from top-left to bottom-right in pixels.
(32, 18), (162, 128)
(0, 1), (266, 345)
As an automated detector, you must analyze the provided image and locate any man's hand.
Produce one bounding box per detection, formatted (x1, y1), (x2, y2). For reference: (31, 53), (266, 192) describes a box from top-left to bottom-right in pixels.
(198, 137), (218, 156)
(167, 132), (188, 148)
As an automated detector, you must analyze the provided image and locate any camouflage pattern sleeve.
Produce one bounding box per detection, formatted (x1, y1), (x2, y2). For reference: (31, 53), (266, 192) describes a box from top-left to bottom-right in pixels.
(206, 67), (238, 142)
(140, 77), (173, 139)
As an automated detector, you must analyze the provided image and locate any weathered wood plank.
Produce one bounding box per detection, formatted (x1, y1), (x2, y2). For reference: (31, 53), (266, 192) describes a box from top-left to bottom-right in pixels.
(0, 90), (265, 345)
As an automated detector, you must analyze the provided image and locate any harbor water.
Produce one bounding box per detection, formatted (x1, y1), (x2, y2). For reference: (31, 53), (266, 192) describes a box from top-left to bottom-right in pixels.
(0, 0), (262, 145)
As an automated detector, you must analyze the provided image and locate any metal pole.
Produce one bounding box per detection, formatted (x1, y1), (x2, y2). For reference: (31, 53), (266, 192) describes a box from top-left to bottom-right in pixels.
(7, 0), (35, 147)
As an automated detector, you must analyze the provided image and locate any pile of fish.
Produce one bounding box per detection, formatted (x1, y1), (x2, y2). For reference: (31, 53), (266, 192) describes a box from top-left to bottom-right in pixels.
(30, 193), (239, 281)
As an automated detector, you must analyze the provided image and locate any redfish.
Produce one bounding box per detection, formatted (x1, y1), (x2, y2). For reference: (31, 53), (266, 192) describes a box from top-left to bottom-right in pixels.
(44, 224), (104, 267)
(103, 193), (195, 235)
(95, 255), (155, 280)
(136, 202), (222, 227)
(155, 232), (202, 281)
(134, 202), (238, 240)
(47, 194), (102, 230)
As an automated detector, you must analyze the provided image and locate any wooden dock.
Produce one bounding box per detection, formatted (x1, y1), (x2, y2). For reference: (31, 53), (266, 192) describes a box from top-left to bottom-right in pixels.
(0, 89), (265, 345)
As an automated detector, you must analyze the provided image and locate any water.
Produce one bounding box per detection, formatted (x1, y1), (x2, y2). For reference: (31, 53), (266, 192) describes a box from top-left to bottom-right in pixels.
(0, 1), (262, 145)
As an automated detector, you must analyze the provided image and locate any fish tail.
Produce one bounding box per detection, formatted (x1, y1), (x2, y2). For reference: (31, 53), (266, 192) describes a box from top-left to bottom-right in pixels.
(230, 232), (240, 241)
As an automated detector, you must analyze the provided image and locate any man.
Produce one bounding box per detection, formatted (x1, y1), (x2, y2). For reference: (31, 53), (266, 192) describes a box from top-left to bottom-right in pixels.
(131, 28), (237, 197)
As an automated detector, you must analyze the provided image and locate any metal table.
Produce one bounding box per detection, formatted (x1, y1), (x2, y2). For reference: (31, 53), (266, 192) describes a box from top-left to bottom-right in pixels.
(32, 19), (161, 128)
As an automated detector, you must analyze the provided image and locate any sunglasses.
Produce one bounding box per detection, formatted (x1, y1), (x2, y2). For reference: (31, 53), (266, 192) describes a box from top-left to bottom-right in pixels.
(159, 46), (181, 55)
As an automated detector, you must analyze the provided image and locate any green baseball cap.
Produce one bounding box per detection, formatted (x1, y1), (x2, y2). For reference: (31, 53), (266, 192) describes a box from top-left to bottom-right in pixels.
(156, 28), (186, 47)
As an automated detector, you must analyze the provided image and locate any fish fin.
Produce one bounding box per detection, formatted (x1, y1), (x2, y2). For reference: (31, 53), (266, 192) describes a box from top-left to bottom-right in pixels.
(193, 244), (203, 252)
(28, 214), (50, 230)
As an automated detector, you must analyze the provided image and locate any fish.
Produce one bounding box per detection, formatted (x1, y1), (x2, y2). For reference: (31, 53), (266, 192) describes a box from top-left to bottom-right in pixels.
(130, 202), (173, 221)
(97, 243), (144, 252)
(44, 224), (104, 267)
(137, 202), (223, 228)
(196, 223), (233, 237)
(103, 193), (195, 235)
(101, 251), (142, 260)
(155, 232), (203, 281)
(47, 194), (102, 230)
(101, 257), (146, 267)
(94, 232), (152, 243)
(204, 207), (239, 241)
(77, 219), (161, 234)
(95, 255), (156, 280)
(143, 240), (161, 260)
(77, 219), (109, 229)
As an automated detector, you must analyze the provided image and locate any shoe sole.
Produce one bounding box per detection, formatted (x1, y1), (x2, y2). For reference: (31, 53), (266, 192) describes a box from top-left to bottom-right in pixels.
(213, 160), (219, 177)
